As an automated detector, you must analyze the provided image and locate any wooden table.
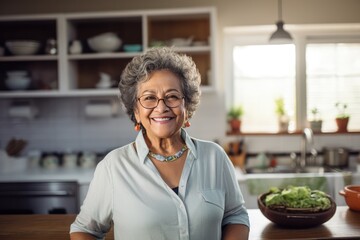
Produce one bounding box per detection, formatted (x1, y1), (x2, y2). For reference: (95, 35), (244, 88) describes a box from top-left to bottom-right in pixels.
(0, 206), (359, 239)
(0, 214), (114, 240)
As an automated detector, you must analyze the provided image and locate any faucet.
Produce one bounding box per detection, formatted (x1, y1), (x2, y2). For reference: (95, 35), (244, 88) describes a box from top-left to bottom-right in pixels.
(299, 128), (318, 169)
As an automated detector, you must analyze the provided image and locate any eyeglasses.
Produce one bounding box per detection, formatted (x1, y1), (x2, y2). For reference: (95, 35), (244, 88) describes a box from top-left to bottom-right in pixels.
(137, 94), (184, 109)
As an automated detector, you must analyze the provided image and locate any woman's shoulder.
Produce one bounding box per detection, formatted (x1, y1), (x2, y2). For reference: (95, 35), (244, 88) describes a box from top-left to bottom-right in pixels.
(100, 142), (135, 165)
(190, 137), (226, 154)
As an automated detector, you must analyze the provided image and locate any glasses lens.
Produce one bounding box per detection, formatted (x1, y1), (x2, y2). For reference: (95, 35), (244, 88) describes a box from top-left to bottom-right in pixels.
(164, 94), (183, 107)
(139, 94), (183, 109)
(139, 95), (158, 109)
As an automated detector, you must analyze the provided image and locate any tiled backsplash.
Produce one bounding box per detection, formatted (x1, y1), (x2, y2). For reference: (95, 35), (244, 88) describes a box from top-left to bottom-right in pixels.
(227, 134), (360, 154)
(0, 98), (137, 153)
(1, 96), (359, 156)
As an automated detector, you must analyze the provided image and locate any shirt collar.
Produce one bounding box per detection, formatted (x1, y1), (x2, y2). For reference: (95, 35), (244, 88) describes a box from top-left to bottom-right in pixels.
(134, 128), (198, 164)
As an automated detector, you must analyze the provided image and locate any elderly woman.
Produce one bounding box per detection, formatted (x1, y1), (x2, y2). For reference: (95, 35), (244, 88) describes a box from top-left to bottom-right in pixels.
(70, 47), (249, 240)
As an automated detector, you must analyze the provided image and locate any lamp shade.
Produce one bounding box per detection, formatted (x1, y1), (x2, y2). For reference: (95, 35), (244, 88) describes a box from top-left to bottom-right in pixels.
(269, 21), (293, 44)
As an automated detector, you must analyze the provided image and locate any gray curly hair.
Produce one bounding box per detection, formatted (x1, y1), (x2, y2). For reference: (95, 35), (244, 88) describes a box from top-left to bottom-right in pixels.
(119, 47), (201, 124)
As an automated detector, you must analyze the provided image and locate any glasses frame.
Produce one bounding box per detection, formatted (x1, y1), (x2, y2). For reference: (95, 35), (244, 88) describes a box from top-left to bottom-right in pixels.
(137, 95), (185, 109)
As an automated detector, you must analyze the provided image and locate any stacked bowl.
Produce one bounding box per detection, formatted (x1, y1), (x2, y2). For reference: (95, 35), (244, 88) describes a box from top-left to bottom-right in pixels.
(5, 71), (31, 90)
(5, 40), (40, 55)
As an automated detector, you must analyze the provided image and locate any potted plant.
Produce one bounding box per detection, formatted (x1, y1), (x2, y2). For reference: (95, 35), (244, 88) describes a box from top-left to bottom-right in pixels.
(274, 97), (289, 132)
(227, 105), (244, 133)
(335, 102), (350, 132)
(309, 107), (322, 133)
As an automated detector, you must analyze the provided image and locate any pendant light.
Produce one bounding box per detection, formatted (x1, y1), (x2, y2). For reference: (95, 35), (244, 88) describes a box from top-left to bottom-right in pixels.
(269, 0), (293, 43)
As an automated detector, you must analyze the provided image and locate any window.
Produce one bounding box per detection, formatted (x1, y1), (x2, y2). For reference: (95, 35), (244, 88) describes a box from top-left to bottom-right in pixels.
(224, 25), (360, 133)
(233, 44), (295, 132)
(306, 43), (360, 132)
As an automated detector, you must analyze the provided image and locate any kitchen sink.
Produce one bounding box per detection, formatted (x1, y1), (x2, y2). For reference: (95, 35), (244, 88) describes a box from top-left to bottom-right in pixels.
(296, 166), (342, 173)
(245, 166), (342, 174)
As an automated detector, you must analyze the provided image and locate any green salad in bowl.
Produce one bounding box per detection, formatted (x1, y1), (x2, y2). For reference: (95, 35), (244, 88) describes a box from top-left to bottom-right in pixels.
(258, 186), (336, 228)
(264, 186), (332, 212)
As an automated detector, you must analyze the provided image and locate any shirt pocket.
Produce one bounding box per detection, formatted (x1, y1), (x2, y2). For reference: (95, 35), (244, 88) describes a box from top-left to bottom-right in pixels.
(201, 189), (225, 211)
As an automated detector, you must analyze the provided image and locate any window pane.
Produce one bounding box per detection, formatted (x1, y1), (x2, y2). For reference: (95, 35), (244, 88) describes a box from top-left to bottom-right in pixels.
(306, 43), (360, 132)
(232, 45), (296, 132)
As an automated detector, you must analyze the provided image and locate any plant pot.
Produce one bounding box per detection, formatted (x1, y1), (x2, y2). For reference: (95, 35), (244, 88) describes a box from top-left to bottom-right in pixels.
(229, 119), (241, 133)
(336, 117), (349, 132)
(278, 115), (289, 133)
(310, 120), (322, 133)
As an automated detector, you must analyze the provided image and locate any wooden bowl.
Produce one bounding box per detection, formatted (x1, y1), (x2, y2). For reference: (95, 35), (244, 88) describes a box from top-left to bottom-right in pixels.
(339, 185), (360, 211)
(258, 192), (337, 228)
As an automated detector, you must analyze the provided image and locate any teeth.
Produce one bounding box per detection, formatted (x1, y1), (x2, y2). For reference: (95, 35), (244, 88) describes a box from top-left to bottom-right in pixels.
(153, 117), (171, 121)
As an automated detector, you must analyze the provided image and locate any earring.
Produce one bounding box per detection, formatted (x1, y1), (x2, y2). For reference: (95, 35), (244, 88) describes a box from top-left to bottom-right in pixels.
(184, 121), (191, 128)
(134, 122), (141, 131)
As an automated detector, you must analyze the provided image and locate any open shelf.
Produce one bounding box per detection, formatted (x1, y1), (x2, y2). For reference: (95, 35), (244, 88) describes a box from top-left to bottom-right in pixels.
(0, 7), (216, 98)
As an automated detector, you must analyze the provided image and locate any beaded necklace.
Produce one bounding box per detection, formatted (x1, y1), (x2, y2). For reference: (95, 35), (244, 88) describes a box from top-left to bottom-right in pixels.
(148, 145), (188, 162)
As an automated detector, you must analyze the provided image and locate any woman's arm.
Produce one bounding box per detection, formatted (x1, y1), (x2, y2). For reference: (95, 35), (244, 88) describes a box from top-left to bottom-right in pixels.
(70, 232), (96, 240)
(222, 224), (249, 240)
(70, 160), (113, 239)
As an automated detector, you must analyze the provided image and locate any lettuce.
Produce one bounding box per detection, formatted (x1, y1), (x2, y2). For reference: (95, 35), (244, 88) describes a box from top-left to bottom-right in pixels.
(264, 186), (331, 210)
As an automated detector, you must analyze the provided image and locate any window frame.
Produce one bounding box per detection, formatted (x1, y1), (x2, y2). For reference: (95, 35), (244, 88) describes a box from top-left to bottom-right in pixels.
(223, 24), (360, 132)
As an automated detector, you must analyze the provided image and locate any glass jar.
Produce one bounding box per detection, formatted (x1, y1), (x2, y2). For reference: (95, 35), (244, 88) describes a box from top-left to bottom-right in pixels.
(45, 39), (57, 55)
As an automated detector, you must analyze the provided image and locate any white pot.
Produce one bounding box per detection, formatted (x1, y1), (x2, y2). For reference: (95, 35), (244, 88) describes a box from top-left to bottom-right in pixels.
(278, 115), (289, 132)
(310, 120), (322, 133)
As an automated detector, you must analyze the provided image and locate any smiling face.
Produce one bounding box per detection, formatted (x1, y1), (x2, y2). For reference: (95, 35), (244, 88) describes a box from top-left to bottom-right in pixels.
(134, 70), (187, 142)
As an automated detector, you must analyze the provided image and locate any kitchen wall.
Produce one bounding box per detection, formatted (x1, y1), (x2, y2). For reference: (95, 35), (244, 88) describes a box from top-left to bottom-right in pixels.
(0, 94), (226, 153)
(1, 0), (360, 155)
(2, 0), (360, 25)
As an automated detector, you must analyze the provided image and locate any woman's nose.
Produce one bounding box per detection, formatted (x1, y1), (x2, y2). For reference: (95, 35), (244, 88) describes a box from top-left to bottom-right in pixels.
(155, 99), (169, 110)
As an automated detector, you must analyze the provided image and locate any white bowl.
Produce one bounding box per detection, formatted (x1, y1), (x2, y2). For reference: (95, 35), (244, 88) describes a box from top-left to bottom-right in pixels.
(88, 32), (121, 53)
(169, 37), (193, 47)
(5, 77), (31, 90)
(6, 40), (40, 55)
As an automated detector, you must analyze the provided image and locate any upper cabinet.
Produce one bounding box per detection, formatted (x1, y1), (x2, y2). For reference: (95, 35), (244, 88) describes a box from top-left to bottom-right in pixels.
(147, 11), (212, 87)
(0, 7), (216, 98)
(0, 15), (60, 96)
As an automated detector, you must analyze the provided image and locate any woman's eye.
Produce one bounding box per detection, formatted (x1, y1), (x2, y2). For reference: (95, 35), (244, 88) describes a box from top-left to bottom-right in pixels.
(166, 94), (181, 100)
(143, 95), (157, 101)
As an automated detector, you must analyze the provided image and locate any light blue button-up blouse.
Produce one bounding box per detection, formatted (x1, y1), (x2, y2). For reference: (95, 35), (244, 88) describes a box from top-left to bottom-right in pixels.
(70, 129), (249, 240)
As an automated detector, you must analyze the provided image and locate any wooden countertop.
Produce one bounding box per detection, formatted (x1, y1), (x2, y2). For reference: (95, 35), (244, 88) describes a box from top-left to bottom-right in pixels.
(248, 206), (360, 239)
(0, 206), (359, 239)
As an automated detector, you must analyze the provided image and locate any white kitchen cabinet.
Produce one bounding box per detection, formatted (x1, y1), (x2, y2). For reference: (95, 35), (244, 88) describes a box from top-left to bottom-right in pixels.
(0, 7), (216, 99)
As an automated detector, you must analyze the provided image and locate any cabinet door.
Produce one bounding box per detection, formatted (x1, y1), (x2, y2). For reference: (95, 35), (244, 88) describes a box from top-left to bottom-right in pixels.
(0, 18), (59, 92)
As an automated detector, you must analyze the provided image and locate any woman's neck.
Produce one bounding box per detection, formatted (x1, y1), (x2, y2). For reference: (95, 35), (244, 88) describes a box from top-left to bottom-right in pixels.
(145, 133), (184, 155)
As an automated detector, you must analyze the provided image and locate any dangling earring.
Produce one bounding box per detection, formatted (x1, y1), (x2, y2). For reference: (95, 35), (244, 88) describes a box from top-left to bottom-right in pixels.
(184, 121), (191, 128)
(134, 122), (141, 131)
